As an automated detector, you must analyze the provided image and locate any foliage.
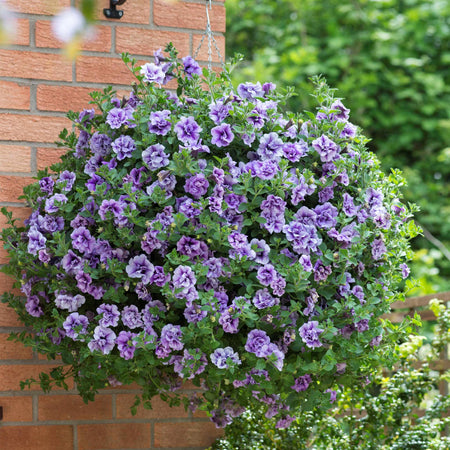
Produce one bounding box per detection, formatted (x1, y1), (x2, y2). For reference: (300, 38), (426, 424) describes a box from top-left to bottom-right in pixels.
(209, 298), (450, 449)
(226, 0), (450, 289)
(1, 44), (418, 427)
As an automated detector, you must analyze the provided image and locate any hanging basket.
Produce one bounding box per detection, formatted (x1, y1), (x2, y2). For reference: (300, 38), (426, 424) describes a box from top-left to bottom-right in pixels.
(0, 44), (419, 428)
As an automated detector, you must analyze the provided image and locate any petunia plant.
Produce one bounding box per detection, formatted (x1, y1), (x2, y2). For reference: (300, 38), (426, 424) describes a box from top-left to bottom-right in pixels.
(0, 44), (420, 427)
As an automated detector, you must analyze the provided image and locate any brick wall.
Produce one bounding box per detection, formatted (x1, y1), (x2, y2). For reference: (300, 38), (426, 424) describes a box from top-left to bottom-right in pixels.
(0, 1), (225, 448)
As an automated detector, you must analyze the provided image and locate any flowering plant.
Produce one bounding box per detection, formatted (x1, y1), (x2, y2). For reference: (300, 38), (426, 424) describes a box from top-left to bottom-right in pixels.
(1, 45), (419, 427)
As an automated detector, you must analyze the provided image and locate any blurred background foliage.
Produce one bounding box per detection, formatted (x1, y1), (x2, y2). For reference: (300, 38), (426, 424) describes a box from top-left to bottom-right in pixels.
(226, 0), (450, 295)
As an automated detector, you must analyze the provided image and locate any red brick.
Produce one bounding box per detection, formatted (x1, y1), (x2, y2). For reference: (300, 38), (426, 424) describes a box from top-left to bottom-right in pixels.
(193, 407), (210, 419)
(0, 206), (31, 264)
(0, 175), (34, 203)
(0, 364), (74, 392)
(115, 28), (190, 56)
(38, 394), (112, 421)
(0, 114), (71, 143)
(154, 421), (223, 448)
(35, 20), (112, 52)
(76, 55), (140, 85)
(0, 81), (30, 111)
(116, 394), (189, 419)
(0, 205), (31, 229)
(12, 19), (30, 46)
(0, 145), (32, 172)
(193, 33), (226, 63)
(0, 303), (23, 327)
(0, 50), (73, 82)
(6, 0), (70, 15)
(154, 0), (226, 32)
(0, 425), (73, 450)
(0, 272), (19, 295)
(36, 147), (67, 171)
(0, 396), (33, 422)
(85, 0), (150, 24)
(36, 85), (94, 112)
(77, 423), (151, 450)
(0, 334), (34, 360)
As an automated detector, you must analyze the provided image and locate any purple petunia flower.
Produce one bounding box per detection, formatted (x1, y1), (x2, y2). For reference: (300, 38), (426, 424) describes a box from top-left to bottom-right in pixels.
(126, 254), (155, 284)
(270, 274), (286, 296)
(356, 319), (369, 332)
(71, 226), (96, 254)
(209, 100), (232, 124)
(38, 214), (64, 233)
(142, 144), (169, 170)
(172, 265), (197, 291)
(140, 62), (165, 84)
(291, 374), (312, 392)
(111, 135), (136, 160)
(97, 303), (120, 328)
(291, 175), (316, 206)
(45, 193), (68, 214)
(75, 271), (92, 293)
(39, 177), (54, 194)
(25, 295), (43, 317)
(148, 110), (171, 136)
(326, 388), (337, 403)
(88, 326), (117, 354)
(121, 305), (143, 330)
(342, 193), (357, 217)
(312, 134), (340, 162)
(256, 264), (277, 286)
(150, 266), (171, 287)
(254, 159), (279, 180)
(352, 285), (365, 304)
(237, 82), (264, 100)
(27, 227), (47, 255)
(283, 221), (322, 255)
(313, 260), (332, 282)
(340, 122), (357, 138)
(174, 116), (202, 146)
(211, 123), (235, 148)
(160, 324), (184, 351)
(257, 132), (284, 161)
(283, 141), (307, 162)
(219, 311), (239, 333)
(90, 132), (112, 156)
(98, 199), (125, 221)
(55, 292), (86, 312)
(63, 312), (89, 340)
(371, 238), (387, 260)
(253, 288), (278, 309)
(299, 254), (313, 272)
(61, 250), (84, 275)
(210, 347), (241, 369)
(116, 331), (137, 360)
(106, 107), (128, 129)
(182, 55), (202, 79)
(260, 195), (286, 234)
(245, 329), (272, 357)
(330, 100), (350, 122)
(184, 173), (209, 199)
(57, 170), (76, 192)
(299, 321), (324, 348)
(314, 202), (339, 229)
(400, 263), (410, 279)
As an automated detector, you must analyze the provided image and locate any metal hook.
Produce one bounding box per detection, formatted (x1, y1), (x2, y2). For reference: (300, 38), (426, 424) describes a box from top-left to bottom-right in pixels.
(103, 0), (127, 20)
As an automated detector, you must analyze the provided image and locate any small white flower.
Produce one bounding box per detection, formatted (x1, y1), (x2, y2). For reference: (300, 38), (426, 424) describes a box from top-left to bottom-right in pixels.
(52, 7), (86, 43)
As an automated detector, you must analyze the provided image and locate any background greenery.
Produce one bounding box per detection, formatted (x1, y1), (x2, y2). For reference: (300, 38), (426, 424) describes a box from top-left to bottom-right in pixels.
(226, 0), (450, 294)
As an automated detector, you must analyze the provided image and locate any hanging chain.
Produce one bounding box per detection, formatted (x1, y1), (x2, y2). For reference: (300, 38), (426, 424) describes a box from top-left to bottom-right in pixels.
(194, 0), (226, 71)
